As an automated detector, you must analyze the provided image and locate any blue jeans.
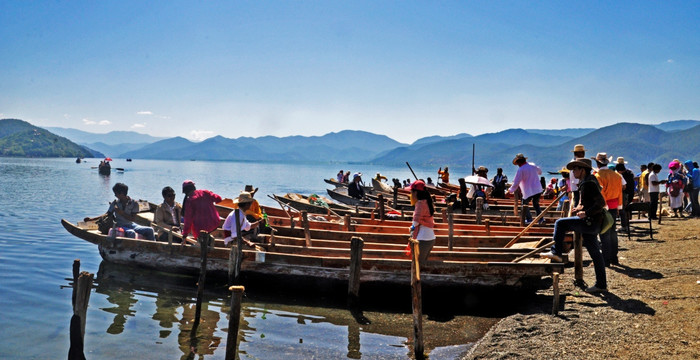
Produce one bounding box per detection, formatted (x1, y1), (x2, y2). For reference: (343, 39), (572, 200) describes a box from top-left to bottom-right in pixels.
(523, 193), (542, 221)
(551, 216), (607, 289)
(122, 223), (155, 240)
(599, 208), (619, 264)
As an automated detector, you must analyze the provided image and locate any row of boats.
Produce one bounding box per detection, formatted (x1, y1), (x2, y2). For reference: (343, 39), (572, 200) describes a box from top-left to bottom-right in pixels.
(61, 179), (566, 293)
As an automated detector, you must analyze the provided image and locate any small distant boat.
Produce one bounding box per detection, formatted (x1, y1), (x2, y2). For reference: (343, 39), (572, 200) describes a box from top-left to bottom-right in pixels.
(76, 157), (82, 164)
(126, 158), (132, 162)
(98, 161), (111, 175)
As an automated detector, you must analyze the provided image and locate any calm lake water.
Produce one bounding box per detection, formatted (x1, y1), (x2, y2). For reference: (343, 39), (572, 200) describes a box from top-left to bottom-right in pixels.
(0, 158), (514, 359)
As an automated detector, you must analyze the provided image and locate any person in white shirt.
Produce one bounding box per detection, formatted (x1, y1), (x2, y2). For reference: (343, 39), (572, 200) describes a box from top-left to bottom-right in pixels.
(508, 153), (544, 224)
(648, 164), (666, 220)
(223, 191), (262, 246)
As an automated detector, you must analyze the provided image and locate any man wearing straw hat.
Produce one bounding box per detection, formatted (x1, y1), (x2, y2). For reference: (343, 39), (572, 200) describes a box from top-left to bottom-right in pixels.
(223, 191), (263, 246)
(541, 158), (607, 293)
(508, 153), (544, 224)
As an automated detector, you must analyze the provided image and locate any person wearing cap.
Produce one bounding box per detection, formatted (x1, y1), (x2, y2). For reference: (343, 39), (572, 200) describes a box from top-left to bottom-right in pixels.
(437, 166), (450, 183)
(181, 180), (223, 240)
(541, 158), (607, 293)
(409, 180), (436, 265)
(348, 172), (365, 199)
(491, 168), (508, 199)
(667, 161), (687, 217)
(222, 191), (263, 246)
(154, 186), (183, 242)
(685, 160), (700, 217)
(508, 153), (544, 224)
(593, 152), (624, 266)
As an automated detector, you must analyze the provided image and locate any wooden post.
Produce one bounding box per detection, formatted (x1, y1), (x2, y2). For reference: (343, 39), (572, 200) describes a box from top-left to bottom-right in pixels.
(344, 214), (353, 232)
(447, 207), (454, 251)
(228, 244), (236, 286)
(194, 231), (209, 327)
(410, 240), (424, 359)
(302, 211), (311, 247)
(513, 191), (520, 216)
(348, 237), (364, 303)
(234, 210), (244, 284)
(484, 219), (491, 236)
(551, 272), (560, 315)
(378, 194), (385, 221)
(401, 208), (405, 220)
(476, 198), (484, 224)
(71, 259), (80, 307)
(69, 270), (93, 360)
(225, 286), (245, 360)
(441, 208), (447, 223)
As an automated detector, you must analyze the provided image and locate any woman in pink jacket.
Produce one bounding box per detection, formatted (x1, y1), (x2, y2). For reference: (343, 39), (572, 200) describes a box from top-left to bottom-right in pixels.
(409, 180), (436, 265)
(181, 180), (223, 239)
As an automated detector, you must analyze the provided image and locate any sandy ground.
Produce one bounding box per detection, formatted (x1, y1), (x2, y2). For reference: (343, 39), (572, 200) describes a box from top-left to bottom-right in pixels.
(464, 215), (700, 360)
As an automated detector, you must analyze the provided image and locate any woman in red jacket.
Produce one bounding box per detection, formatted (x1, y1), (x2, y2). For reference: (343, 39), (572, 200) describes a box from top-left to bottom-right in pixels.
(181, 180), (223, 240)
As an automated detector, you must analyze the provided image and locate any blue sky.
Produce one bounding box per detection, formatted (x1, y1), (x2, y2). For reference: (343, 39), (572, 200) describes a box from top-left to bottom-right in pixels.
(1, 1), (698, 143)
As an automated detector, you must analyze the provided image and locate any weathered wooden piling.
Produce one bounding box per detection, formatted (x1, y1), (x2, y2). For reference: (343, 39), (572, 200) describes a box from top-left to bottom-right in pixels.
(513, 191), (521, 216)
(194, 231), (209, 326)
(520, 205), (529, 227)
(574, 233), (584, 286)
(410, 240), (425, 359)
(484, 218), (491, 236)
(344, 214), (353, 232)
(551, 272), (561, 315)
(348, 237), (364, 303)
(393, 187), (399, 211)
(476, 198), (484, 224)
(69, 269), (94, 360)
(71, 259), (80, 307)
(225, 285), (245, 360)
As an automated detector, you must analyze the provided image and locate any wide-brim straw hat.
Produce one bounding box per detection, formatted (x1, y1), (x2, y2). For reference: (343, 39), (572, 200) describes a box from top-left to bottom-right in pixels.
(233, 191), (254, 204)
(571, 144), (586, 153)
(512, 153), (527, 165)
(616, 157), (628, 164)
(591, 152), (611, 165)
(244, 185), (258, 195)
(558, 166), (570, 174)
(567, 158), (593, 170)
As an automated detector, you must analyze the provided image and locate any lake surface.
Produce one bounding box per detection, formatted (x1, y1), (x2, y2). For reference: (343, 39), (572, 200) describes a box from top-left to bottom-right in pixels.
(0, 158), (511, 359)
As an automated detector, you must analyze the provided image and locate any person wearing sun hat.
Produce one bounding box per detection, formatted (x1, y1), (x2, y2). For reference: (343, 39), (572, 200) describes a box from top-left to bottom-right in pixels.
(667, 160), (687, 217)
(541, 158), (608, 293)
(408, 180), (436, 266)
(223, 191), (263, 246)
(508, 153), (544, 224)
(348, 172), (365, 199)
(181, 180), (223, 240)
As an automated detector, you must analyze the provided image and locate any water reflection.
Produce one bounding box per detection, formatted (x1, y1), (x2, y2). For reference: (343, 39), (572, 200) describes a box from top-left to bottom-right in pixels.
(86, 258), (501, 359)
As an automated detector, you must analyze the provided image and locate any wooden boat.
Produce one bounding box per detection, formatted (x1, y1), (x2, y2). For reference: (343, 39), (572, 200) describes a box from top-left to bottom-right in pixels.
(325, 188), (377, 208)
(98, 163), (111, 175)
(272, 193), (369, 216)
(324, 178), (373, 193)
(61, 215), (564, 288)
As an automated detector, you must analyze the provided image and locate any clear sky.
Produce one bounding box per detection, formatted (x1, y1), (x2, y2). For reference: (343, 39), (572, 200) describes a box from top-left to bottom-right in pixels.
(1, 1), (698, 144)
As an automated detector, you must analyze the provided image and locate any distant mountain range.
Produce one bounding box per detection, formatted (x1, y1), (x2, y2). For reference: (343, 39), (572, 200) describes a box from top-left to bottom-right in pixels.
(2, 118), (699, 174)
(0, 119), (101, 158)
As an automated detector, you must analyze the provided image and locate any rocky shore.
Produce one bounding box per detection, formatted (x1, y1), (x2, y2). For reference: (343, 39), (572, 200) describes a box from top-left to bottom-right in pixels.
(464, 217), (700, 360)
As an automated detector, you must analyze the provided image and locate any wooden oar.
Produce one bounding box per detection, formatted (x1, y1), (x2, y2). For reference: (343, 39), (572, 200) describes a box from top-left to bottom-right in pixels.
(406, 162), (418, 180)
(268, 194), (298, 218)
(511, 241), (555, 263)
(504, 191), (566, 248)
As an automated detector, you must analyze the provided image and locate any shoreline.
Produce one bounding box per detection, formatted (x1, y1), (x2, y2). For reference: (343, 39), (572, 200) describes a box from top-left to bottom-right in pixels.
(463, 217), (700, 360)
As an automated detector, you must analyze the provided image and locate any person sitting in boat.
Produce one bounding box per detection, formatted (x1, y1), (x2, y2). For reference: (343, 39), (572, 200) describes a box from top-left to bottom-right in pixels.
(107, 182), (155, 240)
(181, 180), (223, 240)
(342, 171), (350, 183)
(426, 177), (434, 186)
(437, 166), (450, 183)
(348, 173), (365, 199)
(491, 168), (508, 199)
(336, 170), (344, 183)
(223, 191), (263, 247)
(230, 185), (271, 234)
(409, 180), (436, 266)
(154, 186), (182, 242)
(374, 173), (388, 182)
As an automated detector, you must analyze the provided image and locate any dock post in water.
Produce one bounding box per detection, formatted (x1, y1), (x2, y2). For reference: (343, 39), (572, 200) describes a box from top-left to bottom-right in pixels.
(348, 237), (364, 304)
(71, 259), (80, 307)
(302, 211), (311, 247)
(194, 231), (209, 327)
(447, 207), (454, 251)
(475, 198), (484, 224)
(410, 240), (425, 359)
(225, 286), (245, 360)
(378, 194), (385, 221)
(69, 269), (94, 360)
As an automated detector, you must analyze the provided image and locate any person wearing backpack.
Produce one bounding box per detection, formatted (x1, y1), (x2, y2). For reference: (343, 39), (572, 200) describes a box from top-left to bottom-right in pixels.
(541, 158), (607, 294)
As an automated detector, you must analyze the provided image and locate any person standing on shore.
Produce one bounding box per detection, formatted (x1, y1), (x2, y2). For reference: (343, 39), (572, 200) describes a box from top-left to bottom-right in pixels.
(686, 160), (700, 217)
(593, 153), (624, 266)
(508, 153), (544, 224)
(541, 158), (607, 293)
(409, 180), (436, 266)
(616, 158), (635, 229)
(491, 168), (508, 199)
(648, 164), (665, 220)
(181, 180), (223, 240)
(667, 161), (686, 217)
